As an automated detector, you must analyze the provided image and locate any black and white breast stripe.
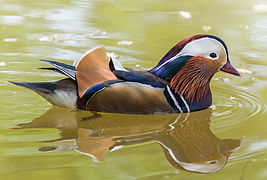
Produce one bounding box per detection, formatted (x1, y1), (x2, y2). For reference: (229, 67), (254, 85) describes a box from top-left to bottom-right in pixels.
(164, 85), (190, 113)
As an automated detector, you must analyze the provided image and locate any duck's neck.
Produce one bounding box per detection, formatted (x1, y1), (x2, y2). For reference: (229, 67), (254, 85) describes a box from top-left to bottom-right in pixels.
(170, 57), (216, 109)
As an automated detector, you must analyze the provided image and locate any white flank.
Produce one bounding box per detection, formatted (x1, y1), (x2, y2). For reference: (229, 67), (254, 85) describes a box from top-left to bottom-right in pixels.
(38, 89), (78, 109)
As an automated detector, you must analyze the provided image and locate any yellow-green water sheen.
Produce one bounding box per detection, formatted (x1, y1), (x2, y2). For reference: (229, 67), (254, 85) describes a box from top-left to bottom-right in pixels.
(1, 0), (267, 179)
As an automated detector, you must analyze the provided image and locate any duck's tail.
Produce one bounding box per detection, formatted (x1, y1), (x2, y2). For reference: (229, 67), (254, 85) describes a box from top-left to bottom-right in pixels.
(10, 47), (118, 108)
(9, 78), (78, 109)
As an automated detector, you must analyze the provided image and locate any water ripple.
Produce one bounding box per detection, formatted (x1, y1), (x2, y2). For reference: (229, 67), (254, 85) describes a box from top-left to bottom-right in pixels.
(212, 86), (266, 127)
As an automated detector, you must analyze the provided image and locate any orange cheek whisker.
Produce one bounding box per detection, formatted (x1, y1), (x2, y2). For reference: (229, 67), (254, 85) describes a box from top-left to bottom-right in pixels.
(170, 57), (216, 103)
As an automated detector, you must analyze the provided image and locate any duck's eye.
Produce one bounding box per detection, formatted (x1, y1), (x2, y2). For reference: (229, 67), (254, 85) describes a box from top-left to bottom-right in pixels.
(209, 52), (217, 58)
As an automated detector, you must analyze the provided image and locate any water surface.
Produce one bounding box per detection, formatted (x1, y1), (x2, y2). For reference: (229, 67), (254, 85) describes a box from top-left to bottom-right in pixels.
(1, 0), (267, 179)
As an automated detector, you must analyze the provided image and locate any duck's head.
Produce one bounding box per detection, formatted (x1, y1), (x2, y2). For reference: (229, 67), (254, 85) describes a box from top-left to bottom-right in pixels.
(149, 34), (240, 103)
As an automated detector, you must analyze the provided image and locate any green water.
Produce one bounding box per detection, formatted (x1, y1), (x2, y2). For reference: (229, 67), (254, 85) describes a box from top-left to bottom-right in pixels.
(1, 0), (267, 179)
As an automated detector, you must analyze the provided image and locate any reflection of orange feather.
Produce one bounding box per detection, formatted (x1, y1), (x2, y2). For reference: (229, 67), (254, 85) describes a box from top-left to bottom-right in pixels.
(76, 128), (115, 162)
(75, 47), (117, 97)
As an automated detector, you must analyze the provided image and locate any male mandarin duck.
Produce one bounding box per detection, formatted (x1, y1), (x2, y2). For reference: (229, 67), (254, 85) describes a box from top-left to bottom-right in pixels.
(11, 34), (240, 114)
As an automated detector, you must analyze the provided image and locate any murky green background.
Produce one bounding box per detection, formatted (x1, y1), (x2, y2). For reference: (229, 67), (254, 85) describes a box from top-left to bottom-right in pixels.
(1, 0), (267, 179)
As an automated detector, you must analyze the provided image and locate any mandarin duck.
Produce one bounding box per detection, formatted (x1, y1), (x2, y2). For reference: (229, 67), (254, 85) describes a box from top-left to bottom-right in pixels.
(10, 34), (240, 114)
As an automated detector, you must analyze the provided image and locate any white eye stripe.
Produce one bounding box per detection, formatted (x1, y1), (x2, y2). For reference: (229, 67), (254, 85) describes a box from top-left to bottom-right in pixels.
(178, 38), (226, 59)
(157, 37), (227, 66)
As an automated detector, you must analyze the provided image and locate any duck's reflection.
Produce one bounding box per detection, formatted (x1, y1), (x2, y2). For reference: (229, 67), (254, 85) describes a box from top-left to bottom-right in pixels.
(18, 107), (240, 173)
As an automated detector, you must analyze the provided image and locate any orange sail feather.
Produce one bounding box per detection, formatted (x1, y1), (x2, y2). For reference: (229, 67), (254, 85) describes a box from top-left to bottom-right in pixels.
(75, 47), (117, 97)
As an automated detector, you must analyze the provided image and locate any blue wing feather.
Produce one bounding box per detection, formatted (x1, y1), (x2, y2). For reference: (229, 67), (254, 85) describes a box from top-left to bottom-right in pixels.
(112, 70), (167, 88)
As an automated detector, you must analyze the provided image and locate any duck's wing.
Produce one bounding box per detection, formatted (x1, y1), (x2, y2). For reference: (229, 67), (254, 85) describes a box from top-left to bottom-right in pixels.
(78, 81), (174, 114)
(76, 64), (177, 113)
(75, 57), (173, 113)
(109, 57), (168, 88)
